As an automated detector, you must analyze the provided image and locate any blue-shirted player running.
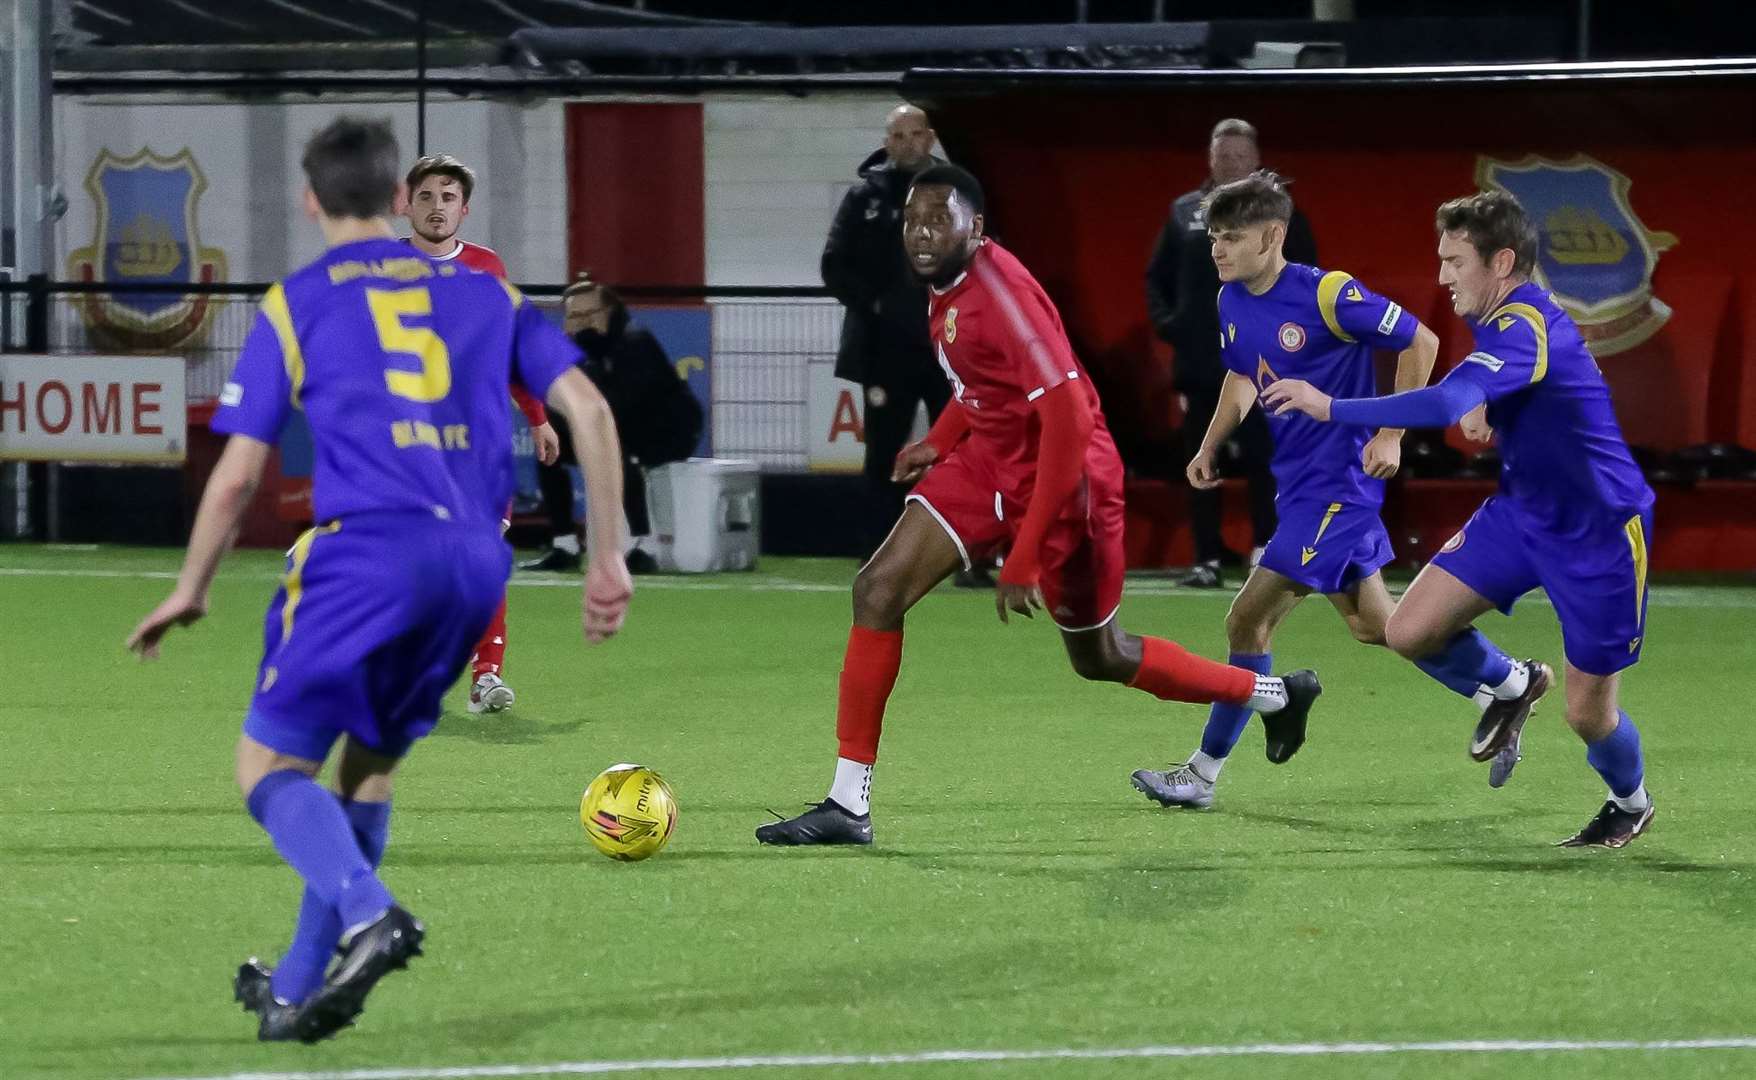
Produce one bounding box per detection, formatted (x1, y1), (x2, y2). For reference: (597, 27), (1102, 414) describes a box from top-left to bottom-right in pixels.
(1266, 189), (1655, 848)
(127, 116), (635, 1040)
(1135, 171), (1534, 810)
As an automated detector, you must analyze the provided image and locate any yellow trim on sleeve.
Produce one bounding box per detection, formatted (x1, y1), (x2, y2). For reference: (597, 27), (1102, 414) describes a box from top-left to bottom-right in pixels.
(1487, 301), (1549, 384)
(280, 521), (342, 647)
(497, 278), (525, 309)
(1624, 513), (1648, 630)
(1316, 271), (1356, 343)
(260, 283), (305, 409)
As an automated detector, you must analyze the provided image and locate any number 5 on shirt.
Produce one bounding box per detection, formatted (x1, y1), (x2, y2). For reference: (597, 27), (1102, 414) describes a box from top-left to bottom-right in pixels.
(368, 286), (452, 403)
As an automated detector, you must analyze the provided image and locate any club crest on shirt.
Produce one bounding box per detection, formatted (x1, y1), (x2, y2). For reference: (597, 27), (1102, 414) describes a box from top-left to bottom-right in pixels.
(943, 307), (958, 344)
(1476, 153), (1677, 356)
(1278, 322), (1307, 352)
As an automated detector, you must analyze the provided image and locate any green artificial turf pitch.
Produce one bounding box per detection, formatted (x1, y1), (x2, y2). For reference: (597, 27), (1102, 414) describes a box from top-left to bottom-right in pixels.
(2, 546), (1752, 1080)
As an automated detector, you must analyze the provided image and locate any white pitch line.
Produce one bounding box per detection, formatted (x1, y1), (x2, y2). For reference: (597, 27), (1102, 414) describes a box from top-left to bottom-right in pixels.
(129, 1037), (1756, 1080)
(0, 565), (182, 579)
(2, 565), (1754, 608)
(0, 566), (840, 592)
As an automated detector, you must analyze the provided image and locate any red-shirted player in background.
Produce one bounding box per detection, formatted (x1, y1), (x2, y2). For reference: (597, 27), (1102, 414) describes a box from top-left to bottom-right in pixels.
(758, 165), (1322, 846)
(404, 154), (561, 715)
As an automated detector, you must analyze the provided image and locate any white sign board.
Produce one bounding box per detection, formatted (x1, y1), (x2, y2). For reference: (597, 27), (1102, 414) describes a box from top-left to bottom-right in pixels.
(805, 358), (866, 473)
(0, 354), (186, 464)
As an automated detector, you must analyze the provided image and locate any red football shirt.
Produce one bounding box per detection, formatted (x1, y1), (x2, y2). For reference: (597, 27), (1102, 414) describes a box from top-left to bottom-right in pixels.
(409, 237), (547, 426)
(926, 239), (1118, 507)
(446, 239), (508, 279)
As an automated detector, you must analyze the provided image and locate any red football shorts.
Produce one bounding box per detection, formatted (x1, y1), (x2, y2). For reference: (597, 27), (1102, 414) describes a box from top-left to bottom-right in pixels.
(908, 448), (1126, 631)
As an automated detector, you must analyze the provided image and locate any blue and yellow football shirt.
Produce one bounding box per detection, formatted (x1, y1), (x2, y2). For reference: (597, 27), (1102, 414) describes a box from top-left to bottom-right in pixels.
(1218, 264), (1418, 507)
(1446, 281), (1653, 535)
(213, 237), (581, 528)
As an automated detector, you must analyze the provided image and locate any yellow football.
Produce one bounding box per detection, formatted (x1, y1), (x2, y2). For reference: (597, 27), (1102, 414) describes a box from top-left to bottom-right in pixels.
(579, 763), (677, 861)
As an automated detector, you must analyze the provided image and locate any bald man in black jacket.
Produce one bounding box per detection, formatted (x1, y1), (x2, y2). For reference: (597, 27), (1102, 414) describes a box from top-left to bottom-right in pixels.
(822, 105), (953, 558)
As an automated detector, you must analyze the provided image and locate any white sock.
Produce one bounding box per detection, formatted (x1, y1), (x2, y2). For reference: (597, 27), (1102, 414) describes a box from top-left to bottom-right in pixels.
(1187, 750), (1224, 784)
(1611, 784), (1651, 814)
(1487, 661), (1529, 701)
(828, 757), (872, 816)
(1246, 675), (1289, 713)
(552, 534), (580, 556)
(1471, 686), (1495, 714)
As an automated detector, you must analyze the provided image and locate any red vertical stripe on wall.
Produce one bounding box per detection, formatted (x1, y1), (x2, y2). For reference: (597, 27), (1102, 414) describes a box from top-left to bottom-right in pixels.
(565, 103), (705, 288)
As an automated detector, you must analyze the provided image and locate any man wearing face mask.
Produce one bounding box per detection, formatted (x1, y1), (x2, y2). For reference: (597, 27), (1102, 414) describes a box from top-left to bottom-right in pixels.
(822, 104), (954, 560)
(1146, 119), (1318, 587)
(522, 277), (703, 574)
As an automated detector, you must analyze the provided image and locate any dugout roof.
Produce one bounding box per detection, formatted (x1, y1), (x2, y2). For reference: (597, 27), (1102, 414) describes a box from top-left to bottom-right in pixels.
(58, 1), (1571, 82)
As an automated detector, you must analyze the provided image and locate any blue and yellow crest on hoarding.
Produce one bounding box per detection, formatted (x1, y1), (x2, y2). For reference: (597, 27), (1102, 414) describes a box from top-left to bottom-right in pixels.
(1476, 154), (1677, 356)
(65, 148), (227, 350)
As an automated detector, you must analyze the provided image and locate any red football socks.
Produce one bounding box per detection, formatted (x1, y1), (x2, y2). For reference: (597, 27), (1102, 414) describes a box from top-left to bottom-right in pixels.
(470, 595), (509, 679)
(1128, 636), (1254, 705)
(835, 625), (903, 765)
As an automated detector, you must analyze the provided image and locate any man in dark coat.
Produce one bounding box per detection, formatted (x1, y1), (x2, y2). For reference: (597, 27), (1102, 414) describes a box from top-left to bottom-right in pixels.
(523, 278), (703, 574)
(1145, 119), (1319, 587)
(821, 105), (954, 556)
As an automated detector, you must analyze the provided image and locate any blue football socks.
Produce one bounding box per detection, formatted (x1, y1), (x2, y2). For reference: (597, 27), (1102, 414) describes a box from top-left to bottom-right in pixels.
(1413, 628), (1514, 698)
(1198, 652), (1273, 761)
(247, 771), (394, 944)
(1586, 711), (1646, 801)
(268, 797), (392, 1005)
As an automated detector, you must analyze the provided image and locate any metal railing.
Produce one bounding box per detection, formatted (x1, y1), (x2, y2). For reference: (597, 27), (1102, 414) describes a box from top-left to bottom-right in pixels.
(708, 298), (841, 471)
(0, 277), (842, 471)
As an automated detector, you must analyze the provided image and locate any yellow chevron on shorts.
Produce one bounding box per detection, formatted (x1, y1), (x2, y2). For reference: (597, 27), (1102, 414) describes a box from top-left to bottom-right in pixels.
(1301, 502), (1345, 565)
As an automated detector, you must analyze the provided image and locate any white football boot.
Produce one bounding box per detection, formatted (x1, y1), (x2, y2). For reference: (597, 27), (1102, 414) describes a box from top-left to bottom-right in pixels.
(1130, 762), (1216, 809)
(468, 672), (515, 714)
